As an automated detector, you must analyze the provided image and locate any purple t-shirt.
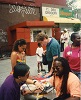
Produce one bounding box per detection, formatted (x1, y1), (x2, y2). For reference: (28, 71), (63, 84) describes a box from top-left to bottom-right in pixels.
(63, 45), (80, 71)
(0, 75), (20, 100)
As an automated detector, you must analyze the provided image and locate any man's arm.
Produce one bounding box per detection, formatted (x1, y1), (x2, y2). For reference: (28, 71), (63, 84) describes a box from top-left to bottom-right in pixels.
(65, 97), (80, 100)
(26, 79), (34, 84)
(44, 67), (53, 78)
(36, 53), (40, 56)
(26, 79), (44, 90)
(53, 56), (58, 61)
(44, 55), (58, 78)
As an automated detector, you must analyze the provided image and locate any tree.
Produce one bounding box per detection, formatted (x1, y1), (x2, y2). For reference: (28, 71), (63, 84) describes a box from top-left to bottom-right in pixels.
(66, 0), (81, 18)
(73, 23), (80, 32)
(66, 0), (81, 10)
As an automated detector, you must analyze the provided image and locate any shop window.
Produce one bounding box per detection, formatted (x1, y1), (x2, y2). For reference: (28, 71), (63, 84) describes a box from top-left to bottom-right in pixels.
(33, 30), (41, 42)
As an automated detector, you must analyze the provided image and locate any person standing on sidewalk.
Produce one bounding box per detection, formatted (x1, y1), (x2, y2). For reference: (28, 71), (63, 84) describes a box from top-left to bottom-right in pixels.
(63, 28), (70, 49)
(63, 32), (81, 80)
(36, 43), (43, 73)
(36, 32), (60, 72)
(60, 31), (66, 52)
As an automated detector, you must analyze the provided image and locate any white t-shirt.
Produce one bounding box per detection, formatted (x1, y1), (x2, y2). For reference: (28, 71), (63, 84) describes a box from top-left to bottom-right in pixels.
(60, 32), (69, 43)
(36, 47), (43, 62)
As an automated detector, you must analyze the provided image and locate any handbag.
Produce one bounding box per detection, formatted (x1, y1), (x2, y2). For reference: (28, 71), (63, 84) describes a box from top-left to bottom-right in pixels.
(42, 54), (48, 65)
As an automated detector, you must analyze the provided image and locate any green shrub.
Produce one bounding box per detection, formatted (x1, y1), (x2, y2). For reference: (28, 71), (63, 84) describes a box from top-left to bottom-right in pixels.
(73, 23), (80, 32)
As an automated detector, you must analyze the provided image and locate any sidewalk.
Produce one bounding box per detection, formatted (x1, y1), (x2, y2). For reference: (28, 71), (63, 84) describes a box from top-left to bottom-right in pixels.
(0, 55), (41, 85)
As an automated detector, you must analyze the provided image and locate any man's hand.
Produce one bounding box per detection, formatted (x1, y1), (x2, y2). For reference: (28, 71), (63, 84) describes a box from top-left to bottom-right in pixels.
(34, 81), (44, 90)
(21, 89), (32, 95)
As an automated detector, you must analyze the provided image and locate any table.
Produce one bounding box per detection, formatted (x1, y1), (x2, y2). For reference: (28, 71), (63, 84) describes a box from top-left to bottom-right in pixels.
(23, 76), (56, 100)
(24, 87), (56, 100)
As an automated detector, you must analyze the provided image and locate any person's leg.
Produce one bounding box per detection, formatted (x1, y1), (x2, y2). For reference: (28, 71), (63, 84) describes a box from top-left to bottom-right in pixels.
(62, 43), (64, 51)
(40, 62), (43, 70)
(61, 43), (64, 52)
(40, 62), (46, 75)
(37, 62), (40, 73)
(61, 43), (63, 52)
(48, 61), (52, 72)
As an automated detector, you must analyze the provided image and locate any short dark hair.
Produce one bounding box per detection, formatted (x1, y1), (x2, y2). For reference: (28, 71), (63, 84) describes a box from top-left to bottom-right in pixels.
(12, 39), (27, 51)
(13, 63), (30, 78)
(71, 33), (78, 42)
(38, 43), (41, 47)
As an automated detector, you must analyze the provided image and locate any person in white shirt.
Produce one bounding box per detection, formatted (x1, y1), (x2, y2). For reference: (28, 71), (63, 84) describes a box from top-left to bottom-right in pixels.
(36, 43), (43, 73)
(63, 28), (70, 49)
(60, 29), (69, 51)
(60, 31), (65, 52)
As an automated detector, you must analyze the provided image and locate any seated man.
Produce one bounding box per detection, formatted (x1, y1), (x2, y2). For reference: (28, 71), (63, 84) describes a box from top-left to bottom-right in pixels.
(0, 63), (43, 100)
(48, 57), (81, 100)
(39, 57), (81, 100)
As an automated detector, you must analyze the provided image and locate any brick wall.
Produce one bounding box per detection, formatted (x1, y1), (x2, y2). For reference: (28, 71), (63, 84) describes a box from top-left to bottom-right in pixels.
(0, 0), (66, 6)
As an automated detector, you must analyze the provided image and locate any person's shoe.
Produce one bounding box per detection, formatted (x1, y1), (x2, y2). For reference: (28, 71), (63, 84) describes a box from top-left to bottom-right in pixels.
(37, 70), (40, 73)
(41, 69), (46, 71)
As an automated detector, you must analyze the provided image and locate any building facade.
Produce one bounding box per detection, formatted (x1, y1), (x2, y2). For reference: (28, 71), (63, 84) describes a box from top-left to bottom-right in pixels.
(0, 0), (66, 56)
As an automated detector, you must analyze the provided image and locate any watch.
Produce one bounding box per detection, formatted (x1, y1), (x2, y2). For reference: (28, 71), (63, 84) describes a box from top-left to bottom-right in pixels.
(33, 80), (37, 85)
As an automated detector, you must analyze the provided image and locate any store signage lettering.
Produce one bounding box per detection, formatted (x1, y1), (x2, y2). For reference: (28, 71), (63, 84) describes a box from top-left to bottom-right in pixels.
(60, 11), (72, 17)
(45, 8), (57, 14)
(42, 7), (59, 17)
(9, 4), (37, 17)
(59, 8), (73, 18)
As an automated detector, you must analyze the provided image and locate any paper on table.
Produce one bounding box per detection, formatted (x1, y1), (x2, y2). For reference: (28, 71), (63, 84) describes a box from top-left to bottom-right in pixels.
(20, 84), (37, 91)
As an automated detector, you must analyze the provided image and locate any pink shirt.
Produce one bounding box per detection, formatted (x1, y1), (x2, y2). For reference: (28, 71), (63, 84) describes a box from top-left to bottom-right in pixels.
(48, 72), (81, 97)
(63, 45), (80, 71)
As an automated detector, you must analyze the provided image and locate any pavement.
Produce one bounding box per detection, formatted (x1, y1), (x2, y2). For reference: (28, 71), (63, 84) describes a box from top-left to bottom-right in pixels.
(0, 52), (63, 100)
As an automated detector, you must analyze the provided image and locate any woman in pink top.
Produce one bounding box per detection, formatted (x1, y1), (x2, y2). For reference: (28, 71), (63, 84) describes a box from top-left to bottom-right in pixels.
(63, 33), (81, 80)
(48, 57), (81, 100)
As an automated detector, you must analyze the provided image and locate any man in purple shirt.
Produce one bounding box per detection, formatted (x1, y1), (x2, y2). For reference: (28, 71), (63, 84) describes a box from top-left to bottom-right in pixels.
(0, 63), (30, 100)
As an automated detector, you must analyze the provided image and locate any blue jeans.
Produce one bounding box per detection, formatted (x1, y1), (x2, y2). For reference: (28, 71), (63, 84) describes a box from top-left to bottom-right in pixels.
(71, 70), (81, 81)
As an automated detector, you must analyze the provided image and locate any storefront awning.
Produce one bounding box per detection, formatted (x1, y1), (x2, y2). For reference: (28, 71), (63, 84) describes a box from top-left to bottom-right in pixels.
(43, 16), (81, 23)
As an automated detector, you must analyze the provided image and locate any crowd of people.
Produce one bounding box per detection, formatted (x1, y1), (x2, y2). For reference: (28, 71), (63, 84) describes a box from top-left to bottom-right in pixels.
(0, 30), (81, 100)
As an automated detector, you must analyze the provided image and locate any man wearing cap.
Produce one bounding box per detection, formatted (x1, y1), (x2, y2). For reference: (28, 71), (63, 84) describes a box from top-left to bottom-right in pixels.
(60, 31), (65, 52)
(61, 28), (69, 50)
